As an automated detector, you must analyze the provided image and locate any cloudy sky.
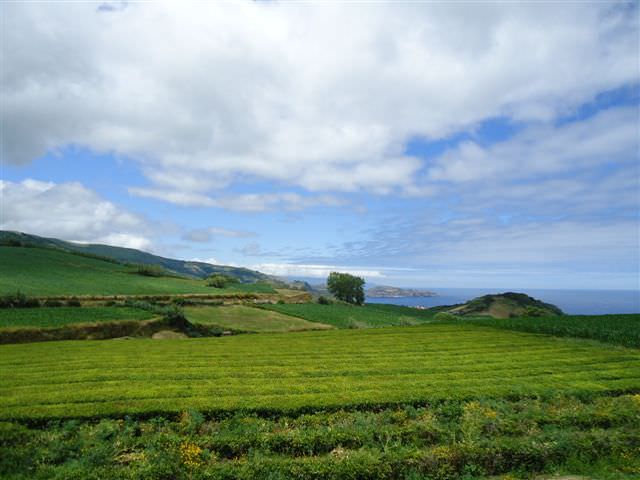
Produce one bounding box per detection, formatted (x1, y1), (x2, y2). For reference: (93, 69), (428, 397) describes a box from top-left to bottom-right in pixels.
(1, 1), (639, 289)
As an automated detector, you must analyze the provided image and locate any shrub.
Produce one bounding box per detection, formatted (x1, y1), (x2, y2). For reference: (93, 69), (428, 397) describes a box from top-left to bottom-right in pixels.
(317, 296), (332, 305)
(65, 297), (81, 307)
(523, 306), (547, 317)
(43, 299), (64, 307)
(434, 312), (459, 321)
(206, 274), (239, 288)
(0, 292), (40, 309)
(134, 264), (166, 277)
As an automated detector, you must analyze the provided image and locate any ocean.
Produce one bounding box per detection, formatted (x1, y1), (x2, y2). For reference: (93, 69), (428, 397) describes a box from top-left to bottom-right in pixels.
(366, 288), (640, 315)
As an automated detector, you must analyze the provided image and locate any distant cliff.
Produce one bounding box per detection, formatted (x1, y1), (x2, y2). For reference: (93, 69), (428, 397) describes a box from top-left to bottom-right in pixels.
(367, 286), (437, 298)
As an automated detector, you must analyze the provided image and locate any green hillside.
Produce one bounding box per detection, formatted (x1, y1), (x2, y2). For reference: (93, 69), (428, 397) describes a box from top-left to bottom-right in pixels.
(0, 246), (268, 296)
(0, 230), (270, 282)
(448, 292), (564, 318)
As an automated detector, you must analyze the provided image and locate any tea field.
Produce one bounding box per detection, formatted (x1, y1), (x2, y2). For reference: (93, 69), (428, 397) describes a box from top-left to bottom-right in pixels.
(2, 324), (638, 420)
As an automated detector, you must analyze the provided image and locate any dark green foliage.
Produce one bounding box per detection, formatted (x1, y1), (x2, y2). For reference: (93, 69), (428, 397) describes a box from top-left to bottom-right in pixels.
(433, 312), (458, 321)
(206, 274), (239, 288)
(0, 292), (40, 308)
(65, 297), (81, 307)
(1, 394), (638, 479)
(460, 313), (640, 348)
(317, 296), (332, 305)
(326, 272), (365, 305)
(458, 292), (564, 317)
(43, 299), (64, 307)
(135, 264), (167, 277)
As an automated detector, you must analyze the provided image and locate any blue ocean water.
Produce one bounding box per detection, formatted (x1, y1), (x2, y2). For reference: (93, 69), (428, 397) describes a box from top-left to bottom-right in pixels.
(366, 288), (640, 315)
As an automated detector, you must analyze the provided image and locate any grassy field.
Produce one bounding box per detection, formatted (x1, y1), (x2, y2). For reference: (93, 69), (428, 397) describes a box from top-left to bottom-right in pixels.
(0, 307), (155, 329)
(452, 313), (640, 348)
(263, 303), (437, 328)
(2, 324), (638, 419)
(185, 305), (333, 332)
(0, 246), (274, 296)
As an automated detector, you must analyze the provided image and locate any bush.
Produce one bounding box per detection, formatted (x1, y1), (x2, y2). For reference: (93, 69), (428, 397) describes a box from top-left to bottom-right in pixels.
(0, 292), (40, 309)
(134, 264), (166, 277)
(43, 299), (64, 307)
(434, 312), (459, 321)
(65, 297), (81, 307)
(523, 306), (547, 317)
(317, 296), (332, 305)
(206, 274), (239, 288)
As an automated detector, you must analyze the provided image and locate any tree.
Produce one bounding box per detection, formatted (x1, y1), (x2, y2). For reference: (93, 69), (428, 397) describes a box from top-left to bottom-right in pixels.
(327, 272), (365, 305)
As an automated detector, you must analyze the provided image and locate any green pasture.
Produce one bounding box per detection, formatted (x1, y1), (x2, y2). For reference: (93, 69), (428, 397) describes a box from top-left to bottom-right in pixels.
(0, 307), (155, 329)
(185, 305), (333, 332)
(263, 303), (437, 328)
(0, 247), (273, 296)
(2, 324), (638, 419)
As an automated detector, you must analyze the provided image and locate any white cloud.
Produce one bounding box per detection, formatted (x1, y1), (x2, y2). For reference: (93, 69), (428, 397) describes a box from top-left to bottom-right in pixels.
(0, 179), (153, 250)
(4, 2), (637, 203)
(132, 188), (346, 212)
(250, 263), (385, 280)
(428, 106), (639, 184)
(183, 227), (256, 243)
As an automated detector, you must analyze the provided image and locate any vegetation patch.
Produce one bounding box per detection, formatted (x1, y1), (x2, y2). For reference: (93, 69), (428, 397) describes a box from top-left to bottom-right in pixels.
(0, 307), (154, 329)
(185, 305), (333, 333)
(0, 247), (276, 297)
(448, 314), (640, 348)
(1, 393), (638, 479)
(1, 324), (638, 419)
(263, 302), (438, 328)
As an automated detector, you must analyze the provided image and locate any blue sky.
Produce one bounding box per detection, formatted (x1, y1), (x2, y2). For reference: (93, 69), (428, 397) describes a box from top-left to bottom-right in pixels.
(1, 1), (639, 290)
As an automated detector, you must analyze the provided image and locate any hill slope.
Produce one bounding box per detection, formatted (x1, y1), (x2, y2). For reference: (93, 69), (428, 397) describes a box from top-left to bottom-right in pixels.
(449, 292), (564, 318)
(0, 230), (268, 282)
(0, 246), (272, 296)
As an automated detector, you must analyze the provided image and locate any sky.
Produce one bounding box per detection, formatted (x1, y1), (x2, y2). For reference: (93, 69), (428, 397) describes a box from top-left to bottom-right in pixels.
(1, 1), (639, 290)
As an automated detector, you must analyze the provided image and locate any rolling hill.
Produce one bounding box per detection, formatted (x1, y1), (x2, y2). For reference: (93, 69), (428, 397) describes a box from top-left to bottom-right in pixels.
(0, 245), (275, 297)
(0, 230), (269, 282)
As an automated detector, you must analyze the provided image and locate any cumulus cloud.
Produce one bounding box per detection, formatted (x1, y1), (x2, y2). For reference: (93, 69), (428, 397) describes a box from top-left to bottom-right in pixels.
(427, 106), (639, 184)
(0, 179), (153, 250)
(249, 263), (385, 280)
(4, 2), (638, 203)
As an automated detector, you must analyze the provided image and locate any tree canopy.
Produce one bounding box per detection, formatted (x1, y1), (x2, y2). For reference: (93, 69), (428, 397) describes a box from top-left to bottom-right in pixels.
(327, 272), (365, 305)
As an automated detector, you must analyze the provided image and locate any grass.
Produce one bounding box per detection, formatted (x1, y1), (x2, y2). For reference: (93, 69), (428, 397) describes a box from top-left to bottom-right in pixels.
(0, 246), (273, 296)
(454, 313), (640, 348)
(0, 307), (155, 329)
(185, 305), (333, 332)
(1, 324), (639, 419)
(3, 393), (639, 479)
(262, 302), (438, 328)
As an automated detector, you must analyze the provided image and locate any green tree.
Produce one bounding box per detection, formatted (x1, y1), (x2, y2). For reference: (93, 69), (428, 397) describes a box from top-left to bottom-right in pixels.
(327, 272), (365, 305)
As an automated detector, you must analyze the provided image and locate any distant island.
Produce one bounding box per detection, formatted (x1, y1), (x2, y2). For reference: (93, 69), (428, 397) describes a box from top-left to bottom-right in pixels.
(367, 285), (437, 298)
